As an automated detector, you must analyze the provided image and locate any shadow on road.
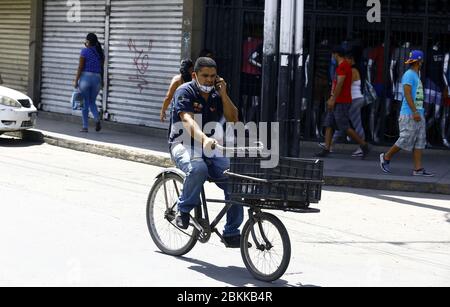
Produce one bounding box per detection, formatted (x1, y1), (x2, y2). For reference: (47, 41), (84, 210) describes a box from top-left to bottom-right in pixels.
(373, 194), (450, 214)
(171, 255), (320, 288)
(324, 186), (450, 214)
(304, 240), (450, 246)
(0, 135), (43, 148)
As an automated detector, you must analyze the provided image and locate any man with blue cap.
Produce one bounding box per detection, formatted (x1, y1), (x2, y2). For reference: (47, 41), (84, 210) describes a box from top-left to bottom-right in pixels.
(380, 50), (434, 177)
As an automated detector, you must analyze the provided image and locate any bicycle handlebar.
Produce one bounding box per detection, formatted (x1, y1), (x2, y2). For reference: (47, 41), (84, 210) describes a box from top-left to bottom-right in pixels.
(211, 141), (265, 152)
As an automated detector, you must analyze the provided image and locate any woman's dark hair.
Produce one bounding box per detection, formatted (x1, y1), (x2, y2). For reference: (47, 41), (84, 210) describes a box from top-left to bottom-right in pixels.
(86, 33), (105, 64)
(180, 59), (194, 82)
(194, 57), (217, 73)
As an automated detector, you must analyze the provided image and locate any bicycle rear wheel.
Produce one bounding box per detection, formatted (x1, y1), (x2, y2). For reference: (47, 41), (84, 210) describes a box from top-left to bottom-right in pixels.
(146, 172), (199, 256)
(241, 212), (291, 282)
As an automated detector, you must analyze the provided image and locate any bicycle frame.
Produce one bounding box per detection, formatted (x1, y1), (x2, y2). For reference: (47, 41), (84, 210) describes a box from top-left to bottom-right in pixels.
(189, 183), (263, 244)
(189, 174), (321, 244)
(199, 192), (280, 251)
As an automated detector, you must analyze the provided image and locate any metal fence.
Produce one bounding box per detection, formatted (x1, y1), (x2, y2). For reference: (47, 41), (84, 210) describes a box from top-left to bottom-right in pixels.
(203, 0), (265, 123)
(302, 0), (450, 148)
(203, 0), (450, 150)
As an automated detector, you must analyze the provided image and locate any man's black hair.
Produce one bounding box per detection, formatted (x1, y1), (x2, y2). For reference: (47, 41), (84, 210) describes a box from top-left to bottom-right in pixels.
(332, 45), (346, 57)
(194, 57), (217, 73)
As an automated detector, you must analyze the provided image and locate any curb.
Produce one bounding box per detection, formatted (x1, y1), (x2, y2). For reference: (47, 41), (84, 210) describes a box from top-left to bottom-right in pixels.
(11, 129), (450, 196)
(300, 141), (450, 157)
(16, 129), (174, 169)
(325, 176), (450, 195)
(37, 111), (168, 138)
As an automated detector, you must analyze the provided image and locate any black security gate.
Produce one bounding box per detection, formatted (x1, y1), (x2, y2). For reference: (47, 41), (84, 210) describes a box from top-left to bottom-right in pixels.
(203, 0), (265, 123)
(204, 0), (450, 150)
(300, 0), (450, 149)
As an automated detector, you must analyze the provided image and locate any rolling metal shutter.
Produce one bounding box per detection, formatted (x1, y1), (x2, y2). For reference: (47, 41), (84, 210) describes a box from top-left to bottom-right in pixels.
(40, 0), (106, 114)
(107, 0), (183, 129)
(0, 0), (31, 93)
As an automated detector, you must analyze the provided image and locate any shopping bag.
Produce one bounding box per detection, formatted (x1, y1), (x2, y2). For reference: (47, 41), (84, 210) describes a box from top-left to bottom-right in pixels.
(71, 89), (84, 110)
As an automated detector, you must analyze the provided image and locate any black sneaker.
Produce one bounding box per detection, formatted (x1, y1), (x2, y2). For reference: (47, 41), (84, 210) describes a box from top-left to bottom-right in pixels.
(223, 235), (242, 249)
(96, 121), (102, 132)
(319, 143), (334, 153)
(175, 211), (190, 230)
(413, 169), (435, 177)
(315, 149), (330, 158)
(223, 235), (253, 249)
(361, 144), (370, 159)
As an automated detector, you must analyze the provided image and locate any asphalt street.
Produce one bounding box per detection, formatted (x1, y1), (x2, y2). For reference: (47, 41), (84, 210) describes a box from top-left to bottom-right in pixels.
(1, 136), (449, 287)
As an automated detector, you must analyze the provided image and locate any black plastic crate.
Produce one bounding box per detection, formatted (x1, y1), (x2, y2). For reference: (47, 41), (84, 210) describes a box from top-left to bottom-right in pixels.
(228, 157), (324, 210)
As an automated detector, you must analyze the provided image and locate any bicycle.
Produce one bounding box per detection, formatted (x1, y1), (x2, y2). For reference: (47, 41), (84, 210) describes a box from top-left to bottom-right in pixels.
(146, 143), (324, 282)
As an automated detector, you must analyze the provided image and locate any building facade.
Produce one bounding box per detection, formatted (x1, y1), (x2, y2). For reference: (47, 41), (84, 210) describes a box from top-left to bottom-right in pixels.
(37, 0), (205, 130)
(0, 0), (32, 94)
(202, 0), (450, 150)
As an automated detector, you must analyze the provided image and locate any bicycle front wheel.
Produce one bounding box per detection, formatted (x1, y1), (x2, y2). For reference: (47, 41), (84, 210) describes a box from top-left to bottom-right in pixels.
(146, 172), (199, 257)
(241, 213), (291, 282)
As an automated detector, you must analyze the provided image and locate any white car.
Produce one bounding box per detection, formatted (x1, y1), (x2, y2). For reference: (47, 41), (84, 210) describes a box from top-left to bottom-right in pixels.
(0, 86), (37, 134)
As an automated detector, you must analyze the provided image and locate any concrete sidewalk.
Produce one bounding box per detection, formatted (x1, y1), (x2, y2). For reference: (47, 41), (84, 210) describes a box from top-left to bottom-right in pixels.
(13, 111), (450, 195)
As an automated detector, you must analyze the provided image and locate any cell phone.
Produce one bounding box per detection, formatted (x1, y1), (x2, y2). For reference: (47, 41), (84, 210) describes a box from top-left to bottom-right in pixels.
(215, 76), (222, 89)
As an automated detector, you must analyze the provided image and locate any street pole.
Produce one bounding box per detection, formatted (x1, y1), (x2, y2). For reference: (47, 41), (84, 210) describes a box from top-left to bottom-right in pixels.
(277, 0), (296, 157)
(291, 0), (305, 157)
(261, 0), (280, 124)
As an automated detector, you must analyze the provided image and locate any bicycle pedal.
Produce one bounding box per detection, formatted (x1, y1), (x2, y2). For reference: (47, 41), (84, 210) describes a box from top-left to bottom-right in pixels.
(222, 240), (253, 249)
(298, 208), (321, 213)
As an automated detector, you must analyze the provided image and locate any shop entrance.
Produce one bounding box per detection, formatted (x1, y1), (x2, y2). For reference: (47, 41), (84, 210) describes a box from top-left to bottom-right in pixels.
(302, 0), (450, 148)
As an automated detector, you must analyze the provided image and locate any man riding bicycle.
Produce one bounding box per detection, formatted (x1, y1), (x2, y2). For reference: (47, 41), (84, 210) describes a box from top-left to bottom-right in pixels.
(168, 57), (243, 248)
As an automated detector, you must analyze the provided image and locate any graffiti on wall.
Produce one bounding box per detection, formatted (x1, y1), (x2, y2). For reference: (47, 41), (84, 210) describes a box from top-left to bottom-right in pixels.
(128, 39), (153, 94)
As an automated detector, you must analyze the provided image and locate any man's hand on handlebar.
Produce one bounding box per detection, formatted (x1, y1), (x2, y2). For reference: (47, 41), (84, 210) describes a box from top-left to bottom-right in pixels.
(203, 137), (217, 151)
(203, 138), (265, 153)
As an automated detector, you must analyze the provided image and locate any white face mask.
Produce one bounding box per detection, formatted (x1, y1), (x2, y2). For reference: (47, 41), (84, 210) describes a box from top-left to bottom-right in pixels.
(195, 74), (214, 93)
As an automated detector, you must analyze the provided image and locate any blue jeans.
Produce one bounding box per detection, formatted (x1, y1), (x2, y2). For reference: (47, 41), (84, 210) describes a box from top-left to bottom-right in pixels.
(171, 144), (244, 238)
(79, 72), (101, 129)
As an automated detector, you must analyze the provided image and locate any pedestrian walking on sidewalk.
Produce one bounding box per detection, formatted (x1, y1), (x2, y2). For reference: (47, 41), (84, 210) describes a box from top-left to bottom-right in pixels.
(322, 54), (367, 157)
(380, 50), (434, 177)
(74, 33), (104, 133)
(160, 59), (194, 122)
(316, 46), (370, 159)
